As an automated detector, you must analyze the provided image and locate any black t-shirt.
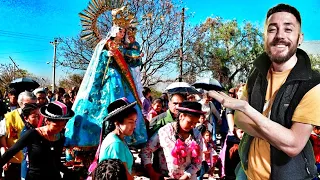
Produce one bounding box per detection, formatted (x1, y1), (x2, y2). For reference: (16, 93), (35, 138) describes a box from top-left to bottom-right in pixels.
(0, 129), (67, 180)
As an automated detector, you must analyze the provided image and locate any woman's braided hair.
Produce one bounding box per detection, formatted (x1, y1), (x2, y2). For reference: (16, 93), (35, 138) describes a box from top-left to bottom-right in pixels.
(175, 112), (195, 141)
(92, 159), (127, 180)
(173, 112), (200, 165)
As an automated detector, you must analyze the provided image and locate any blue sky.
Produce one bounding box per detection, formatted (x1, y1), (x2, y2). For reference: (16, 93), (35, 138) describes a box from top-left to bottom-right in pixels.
(0, 0), (319, 83)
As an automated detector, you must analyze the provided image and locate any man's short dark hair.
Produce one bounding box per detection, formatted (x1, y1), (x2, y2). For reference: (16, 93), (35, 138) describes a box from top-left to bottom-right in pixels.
(8, 88), (18, 96)
(58, 87), (65, 94)
(266, 4), (301, 26)
(63, 93), (70, 99)
(92, 159), (127, 180)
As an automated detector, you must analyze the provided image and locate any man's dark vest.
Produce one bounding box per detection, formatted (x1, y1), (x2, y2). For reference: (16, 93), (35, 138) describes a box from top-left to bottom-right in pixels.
(239, 48), (320, 180)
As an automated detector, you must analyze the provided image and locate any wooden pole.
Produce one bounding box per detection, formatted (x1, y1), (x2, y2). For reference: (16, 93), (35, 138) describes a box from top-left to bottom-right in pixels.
(179, 8), (185, 82)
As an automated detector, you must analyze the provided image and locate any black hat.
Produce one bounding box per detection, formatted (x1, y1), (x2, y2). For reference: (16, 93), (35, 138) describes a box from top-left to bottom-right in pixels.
(176, 101), (206, 116)
(104, 98), (137, 121)
(40, 101), (74, 120)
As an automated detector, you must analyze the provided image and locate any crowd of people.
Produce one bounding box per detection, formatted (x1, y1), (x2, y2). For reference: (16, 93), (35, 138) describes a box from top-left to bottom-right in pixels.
(0, 88), (79, 180)
(0, 83), (246, 180)
(0, 3), (320, 180)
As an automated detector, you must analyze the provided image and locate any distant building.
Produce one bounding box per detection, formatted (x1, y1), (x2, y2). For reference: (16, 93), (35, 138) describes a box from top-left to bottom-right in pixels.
(300, 41), (320, 55)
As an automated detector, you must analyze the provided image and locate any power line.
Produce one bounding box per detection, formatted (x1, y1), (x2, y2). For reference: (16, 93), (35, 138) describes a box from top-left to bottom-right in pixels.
(0, 58), (47, 63)
(0, 30), (51, 41)
(0, 30), (50, 38)
(0, 48), (51, 55)
(0, 40), (48, 46)
(0, 34), (50, 42)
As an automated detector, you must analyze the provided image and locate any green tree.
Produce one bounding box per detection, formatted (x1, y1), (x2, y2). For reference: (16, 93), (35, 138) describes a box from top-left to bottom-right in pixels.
(0, 63), (30, 92)
(58, 73), (84, 90)
(184, 17), (264, 88)
(310, 54), (320, 72)
(0, 63), (52, 93)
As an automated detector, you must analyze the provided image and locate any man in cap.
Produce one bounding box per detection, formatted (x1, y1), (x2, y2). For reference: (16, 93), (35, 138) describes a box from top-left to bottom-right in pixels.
(33, 88), (48, 108)
(33, 88), (48, 127)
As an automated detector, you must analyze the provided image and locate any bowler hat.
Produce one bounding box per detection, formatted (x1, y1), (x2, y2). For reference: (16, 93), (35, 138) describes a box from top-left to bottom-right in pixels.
(40, 101), (74, 120)
(104, 98), (137, 122)
(176, 101), (206, 116)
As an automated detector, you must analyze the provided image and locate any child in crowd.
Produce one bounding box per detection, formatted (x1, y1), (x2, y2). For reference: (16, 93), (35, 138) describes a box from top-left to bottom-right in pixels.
(197, 125), (218, 180)
(147, 98), (163, 121)
(187, 94), (196, 102)
(200, 92), (222, 144)
(93, 159), (127, 180)
(196, 114), (214, 145)
(196, 114), (206, 128)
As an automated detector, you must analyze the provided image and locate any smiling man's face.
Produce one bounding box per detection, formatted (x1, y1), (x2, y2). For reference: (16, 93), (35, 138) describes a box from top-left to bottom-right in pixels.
(264, 12), (303, 64)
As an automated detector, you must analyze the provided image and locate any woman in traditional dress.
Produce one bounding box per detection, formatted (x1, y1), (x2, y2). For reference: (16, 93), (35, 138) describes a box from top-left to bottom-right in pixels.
(98, 98), (138, 180)
(0, 101), (77, 180)
(141, 101), (205, 180)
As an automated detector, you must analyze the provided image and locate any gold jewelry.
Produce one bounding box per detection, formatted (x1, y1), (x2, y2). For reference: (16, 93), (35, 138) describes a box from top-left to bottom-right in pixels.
(79, 0), (136, 47)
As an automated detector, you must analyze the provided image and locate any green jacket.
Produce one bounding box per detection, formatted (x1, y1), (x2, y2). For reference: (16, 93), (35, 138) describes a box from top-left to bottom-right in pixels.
(148, 109), (175, 138)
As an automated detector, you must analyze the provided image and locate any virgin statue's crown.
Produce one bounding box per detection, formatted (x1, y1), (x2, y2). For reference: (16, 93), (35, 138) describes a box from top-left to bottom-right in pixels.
(112, 6), (135, 29)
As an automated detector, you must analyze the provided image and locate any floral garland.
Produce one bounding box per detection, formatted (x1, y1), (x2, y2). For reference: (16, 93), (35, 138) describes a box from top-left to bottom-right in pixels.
(171, 138), (201, 165)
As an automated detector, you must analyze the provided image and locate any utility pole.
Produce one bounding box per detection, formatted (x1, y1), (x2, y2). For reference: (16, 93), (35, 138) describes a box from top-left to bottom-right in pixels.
(179, 8), (185, 82)
(50, 38), (59, 92)
(9, 56), (19, 79)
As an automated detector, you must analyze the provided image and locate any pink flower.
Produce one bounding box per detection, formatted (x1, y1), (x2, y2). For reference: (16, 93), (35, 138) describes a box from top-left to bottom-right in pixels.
(189, 140), (201, 163)
(171, 139), (187, 165)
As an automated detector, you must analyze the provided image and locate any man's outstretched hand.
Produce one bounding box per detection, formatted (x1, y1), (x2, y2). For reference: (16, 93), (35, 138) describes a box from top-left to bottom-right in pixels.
(208, 91), (247, 112)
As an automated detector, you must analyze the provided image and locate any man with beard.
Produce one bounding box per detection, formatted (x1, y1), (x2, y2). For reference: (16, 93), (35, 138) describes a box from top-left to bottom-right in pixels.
(209, 4), (320, 180)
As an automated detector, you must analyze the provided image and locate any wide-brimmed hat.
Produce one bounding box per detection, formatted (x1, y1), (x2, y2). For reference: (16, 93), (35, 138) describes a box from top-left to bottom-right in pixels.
(176, 101), (206, 116)
(33, 87), (46, 95)
(104, 98), (137, 122)
(40, 101), (74, 120)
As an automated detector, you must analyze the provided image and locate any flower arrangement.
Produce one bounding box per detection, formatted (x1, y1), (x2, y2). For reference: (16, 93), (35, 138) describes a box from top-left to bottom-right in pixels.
(171, 139), (201, 165)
